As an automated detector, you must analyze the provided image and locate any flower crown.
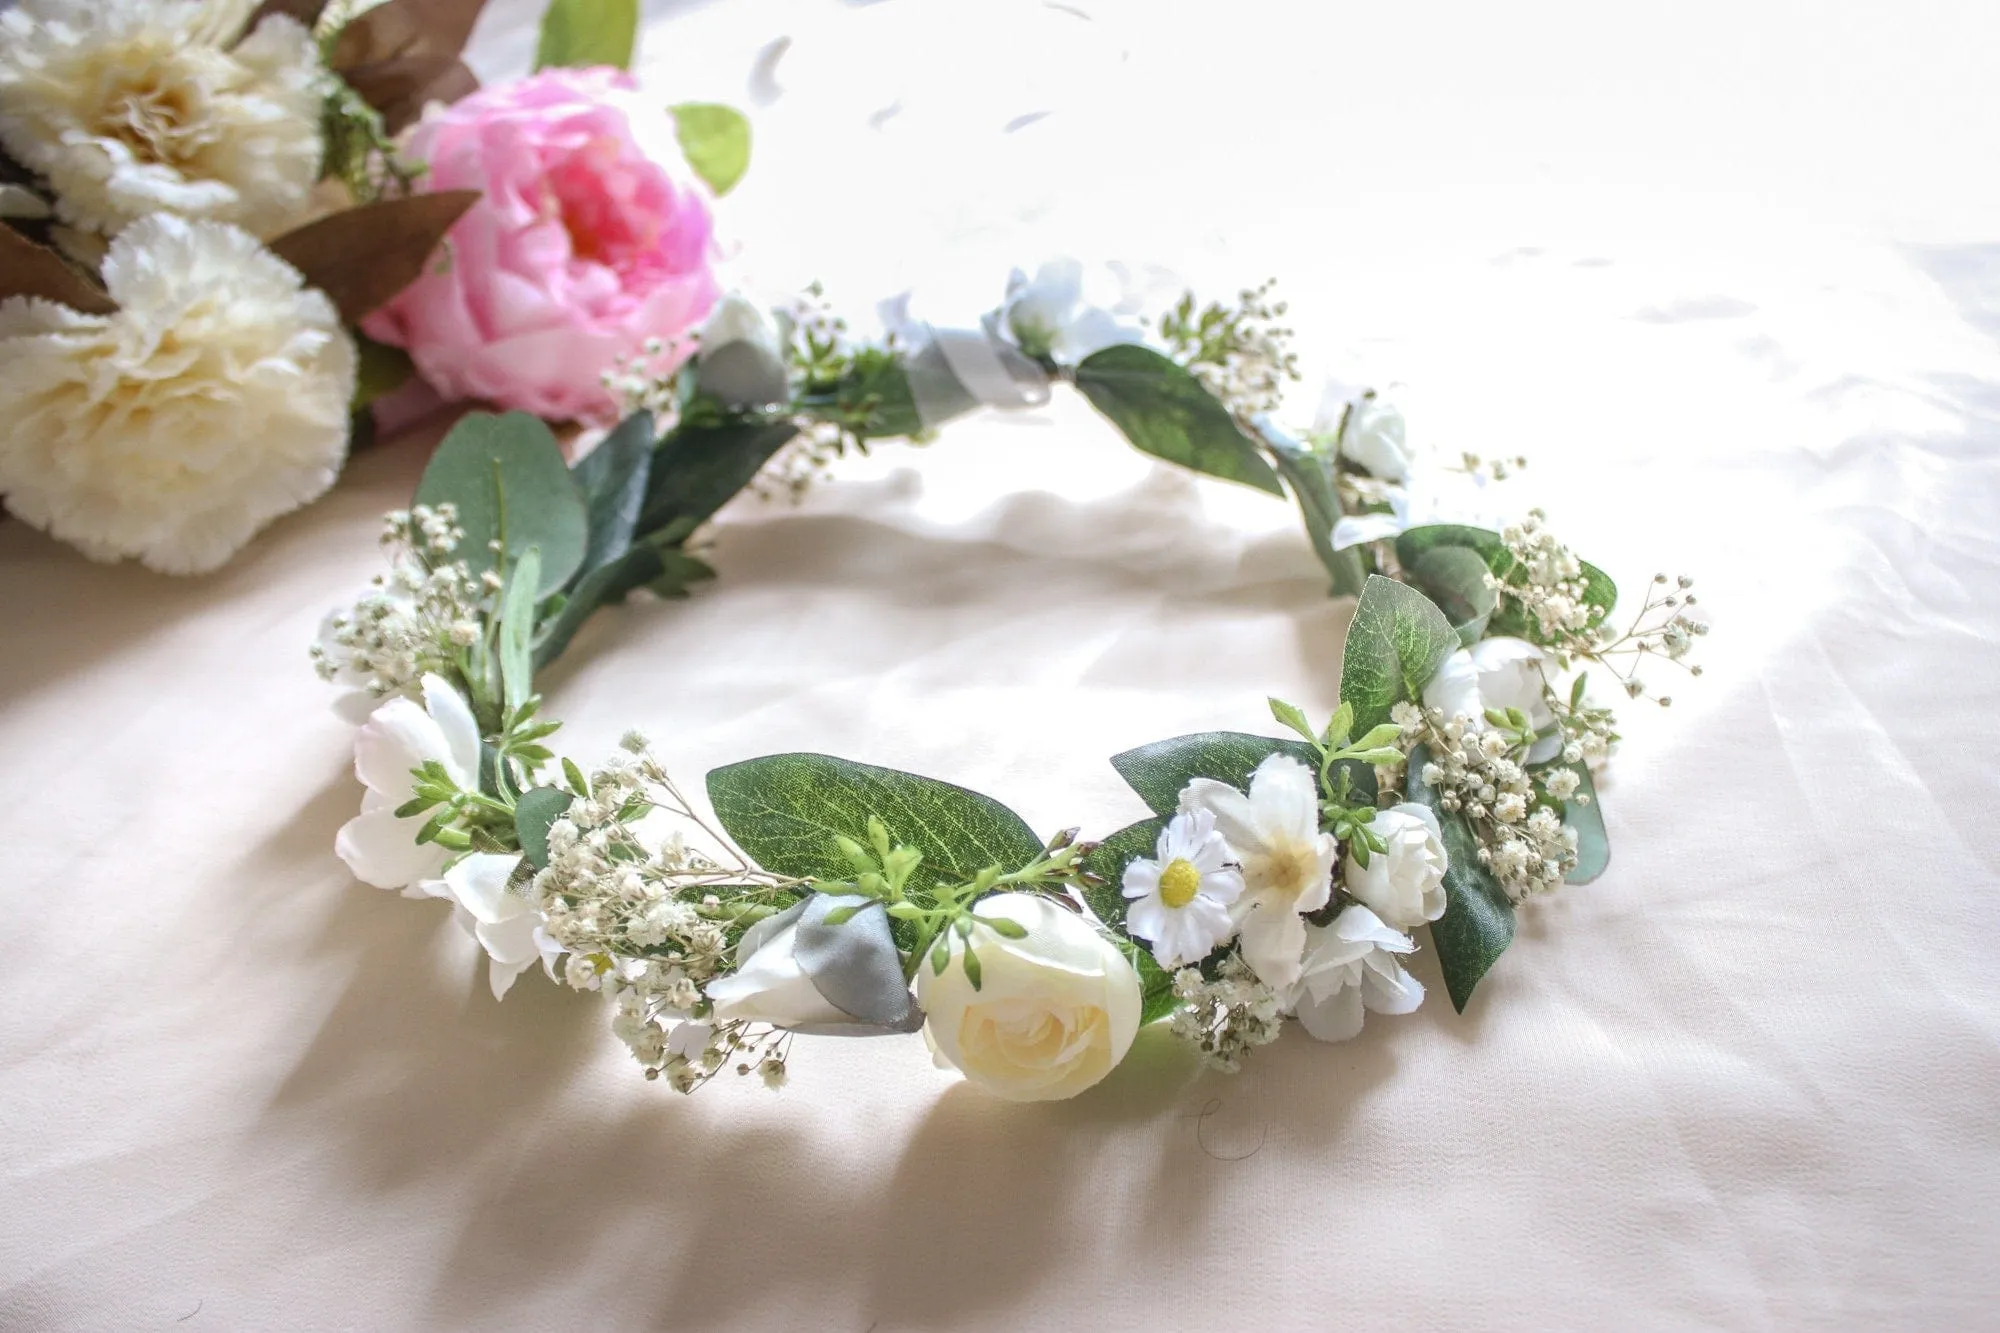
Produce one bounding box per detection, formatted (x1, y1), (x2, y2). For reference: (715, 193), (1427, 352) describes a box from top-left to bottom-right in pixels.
(314, 266), (1705, 1102)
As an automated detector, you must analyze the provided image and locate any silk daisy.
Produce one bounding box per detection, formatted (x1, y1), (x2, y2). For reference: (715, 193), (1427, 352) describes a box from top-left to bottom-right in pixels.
(1121, 809), (1245, 969)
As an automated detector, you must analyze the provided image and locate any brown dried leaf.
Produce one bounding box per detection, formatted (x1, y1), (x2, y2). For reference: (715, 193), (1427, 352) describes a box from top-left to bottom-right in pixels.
(0, 224), (115, 315)
(268, 190), (479, 323)
(329, 0), (489, 69)
(247, 0), (332, 34)
(343, 55), (480, 134)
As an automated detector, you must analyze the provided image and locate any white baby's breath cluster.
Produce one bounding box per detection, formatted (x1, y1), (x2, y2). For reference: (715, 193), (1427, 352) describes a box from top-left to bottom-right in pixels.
(1394, 699), (1577, 901)
(312, 505), (483, 698)
(530, 739), (804, 1092)
(1168, 954), (1285, 1072)
(602, 336), (685, 419)
(1155, 281), (1301, 426)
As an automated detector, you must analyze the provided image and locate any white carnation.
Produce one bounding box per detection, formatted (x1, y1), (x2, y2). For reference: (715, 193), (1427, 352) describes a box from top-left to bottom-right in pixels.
(0, 0), (324, 238)
(0, 215), (357, 574)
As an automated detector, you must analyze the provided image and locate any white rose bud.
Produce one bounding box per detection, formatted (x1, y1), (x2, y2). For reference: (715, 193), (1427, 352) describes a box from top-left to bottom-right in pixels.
(918, 892), (1141, 1102)
(694, 293), (790, 408)
(703, 919), (846, 1027)
(1422, 637), (1563, 763)
(1338, 391), (1415, 482)
(1342, 803), (1449, 929)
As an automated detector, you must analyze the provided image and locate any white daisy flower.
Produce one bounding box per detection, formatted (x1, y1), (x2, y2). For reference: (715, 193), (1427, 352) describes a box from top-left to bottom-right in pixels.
(1121, 809), (1245, 969)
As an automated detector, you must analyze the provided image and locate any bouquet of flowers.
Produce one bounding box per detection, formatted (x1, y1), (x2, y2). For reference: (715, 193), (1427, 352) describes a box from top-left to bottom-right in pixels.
(0, 0), (748, 573)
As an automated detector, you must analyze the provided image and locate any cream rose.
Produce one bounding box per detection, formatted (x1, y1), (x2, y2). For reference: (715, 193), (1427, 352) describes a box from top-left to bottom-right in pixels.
(0, 0), (324, 238)
(918, 892), (1141, 1102)
(0, 214), (356, 573)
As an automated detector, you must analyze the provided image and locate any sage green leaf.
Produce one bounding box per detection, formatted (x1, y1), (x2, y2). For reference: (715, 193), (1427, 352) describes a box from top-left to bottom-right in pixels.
(706, 754), (1043, 907)
(1396, 523), (1617, 641)
(1109, 732), (1322, 817)
(1542, 759), (1609, 884)
(1406, 543), (1499, 647)
(639, 419), (799, 535)
(570, 410), (654, 580)
(497, 545), (540, 711)
(535, 0), (637, 70)
(1074, 344), (1284, 496)
(1338, 574), (1458, 736)
(1407, 744), (1516, 1011)
(1266, 438), (1367, 597)
(841, 355), (924, 440)
(671, 102), (751, 196)
(514, 785), (573, 869)
(528, 542), (717, 671)
(414, 411), (586, 596)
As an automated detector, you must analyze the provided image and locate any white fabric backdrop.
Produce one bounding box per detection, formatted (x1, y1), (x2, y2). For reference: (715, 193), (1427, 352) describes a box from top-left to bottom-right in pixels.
(5, 1), (2000, 1327)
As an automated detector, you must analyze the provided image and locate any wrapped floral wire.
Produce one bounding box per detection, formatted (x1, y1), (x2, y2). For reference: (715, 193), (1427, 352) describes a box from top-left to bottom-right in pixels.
(313, 260), (1705, 1102)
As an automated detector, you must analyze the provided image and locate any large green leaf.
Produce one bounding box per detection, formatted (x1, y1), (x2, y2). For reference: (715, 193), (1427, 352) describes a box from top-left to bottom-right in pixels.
(1407, 744), (1516, 1011)
(497, 545), (540, 711)
(1338, 575), (1459, 736)
(535, 0), (638, 70)
(638, 419), (799, 536)
(1405, 543), (1498, 647)
(1080, 817), (1180, 1023)
(706, 754), (1044, 905)
(671, 103), (751, 196)
(414, 411), (586, 596)
(570, 410), (655, 581)
(1108, 731), (1321, 818)
(1396, 524), (1617, 642)
(1074, 344), (1284, 496)
(531, 543), (715, 671)
(1266, 439), (1366, 598)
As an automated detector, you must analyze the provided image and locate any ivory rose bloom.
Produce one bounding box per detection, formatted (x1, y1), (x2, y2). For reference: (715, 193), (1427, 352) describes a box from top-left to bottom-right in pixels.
(336, 674), (481, 893)
(0, 0), (323, 238)
(0, 215), (355, 574)
(364, 67), (723, 423)
(918, 893), (1141, 1102)
(1343, 803), (1449, 930)
(1423, 637), (1562, 762)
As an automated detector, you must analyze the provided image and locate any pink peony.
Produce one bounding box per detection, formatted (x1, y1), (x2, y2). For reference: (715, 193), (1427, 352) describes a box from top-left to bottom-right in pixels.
(364, 68), (721, 423)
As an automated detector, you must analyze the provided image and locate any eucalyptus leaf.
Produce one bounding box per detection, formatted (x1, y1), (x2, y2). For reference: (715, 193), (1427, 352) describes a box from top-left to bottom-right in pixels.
(1338, 575), (1458, 736)
(414, 411), (586, 596)
(1266, 438), (1367, 597)
(1406, 544), (1499, 647)
(570, 410), (655, 580)
(497, 545), (541, 711)
(1396, 523), (1617, 641)
(535, 0), (637, 70)
(1074, 344), (1284, 496)
(1108, 731), (1322, 818)
(1407, 744), (1516, 1011)
(639, 419), (799, 536)
(1541, 759), (1609, 884)
(529, 543), (715, 671)
(671, 102), (752, 196)
(706, 754), (1043, 907)
(514, 785), (574, 870)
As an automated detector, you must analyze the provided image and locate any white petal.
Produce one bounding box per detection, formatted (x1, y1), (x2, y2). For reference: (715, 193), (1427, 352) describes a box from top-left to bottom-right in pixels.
(420, 674), (482, 787)
(1391, 801), (1444, 842)
(335, 806), (448, 889)
(445, 852), (526, 925)
(1295, 980), (1365, 1042)
(1469, 636), (1546, 673)
(1121, 858), (1162, 900)
(1179, 778), (1265, 855)
(351, 696), (442, 797)
(1246, 755), (1319, 844)
(1361, 953), (1426, 1016)
(1333, 903), (1415, 953)
(1332, 510), (1408, 552)
(1235, 897), (1308, 990)
(1421, 649), (1485, 725)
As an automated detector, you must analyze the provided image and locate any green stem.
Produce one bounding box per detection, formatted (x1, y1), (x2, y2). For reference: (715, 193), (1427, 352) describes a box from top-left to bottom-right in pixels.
(903, 918), (943, 985)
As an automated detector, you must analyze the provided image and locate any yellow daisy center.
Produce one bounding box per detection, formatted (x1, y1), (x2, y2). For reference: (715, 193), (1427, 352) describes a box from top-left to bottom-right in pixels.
(1158, 857), (1202, 909)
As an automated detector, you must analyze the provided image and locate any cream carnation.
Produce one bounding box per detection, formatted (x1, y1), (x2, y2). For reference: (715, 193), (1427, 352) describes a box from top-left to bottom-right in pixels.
(0, 214), (357, 574)
(0, 0), (324, 238)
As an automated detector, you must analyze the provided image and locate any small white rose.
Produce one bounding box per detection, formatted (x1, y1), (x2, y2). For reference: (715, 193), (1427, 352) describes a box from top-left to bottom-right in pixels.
(1315, 381), (1415, 483)
(1000, 258), (1142, 364)
(1423, 637), (1563, 763)
(334, 674), (480, 893)
(918, 892), (1141, 1103)
(1343, 803), (1449, 930)
(704, 916), (848, 1028)
(694, 293), (790, 408)
(1285, 904), (1425, 1042)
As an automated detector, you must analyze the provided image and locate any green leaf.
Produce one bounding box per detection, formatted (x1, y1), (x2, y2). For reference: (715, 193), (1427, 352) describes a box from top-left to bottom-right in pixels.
(1406, 544), (1499, 648)
(1338, 574), (1459, 737)
(1543, 760), (1609, 884)
(1267, 697), (1317, 745)
(1108, 732), (1321, 818)
(1073, 344), (1284, 496)
(1395, 524), (1617, 642)
(1407, 744), (1516, 1011)
(1077, 820), (1182, 1023)
(497, 545), (541, 711)
(414, 411), (587, 597)
(352, 333), (413, 412)
(534, 0), (638, 70)
(570, 410), (655, 582)
(671, 103), (751, 196)
(514, 786), (574, 870)
(1266, 438), (1367, 597)
(705, 754), (1044, 907)
(530, 543), (714, 671)
(638, 418), (799, 536)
